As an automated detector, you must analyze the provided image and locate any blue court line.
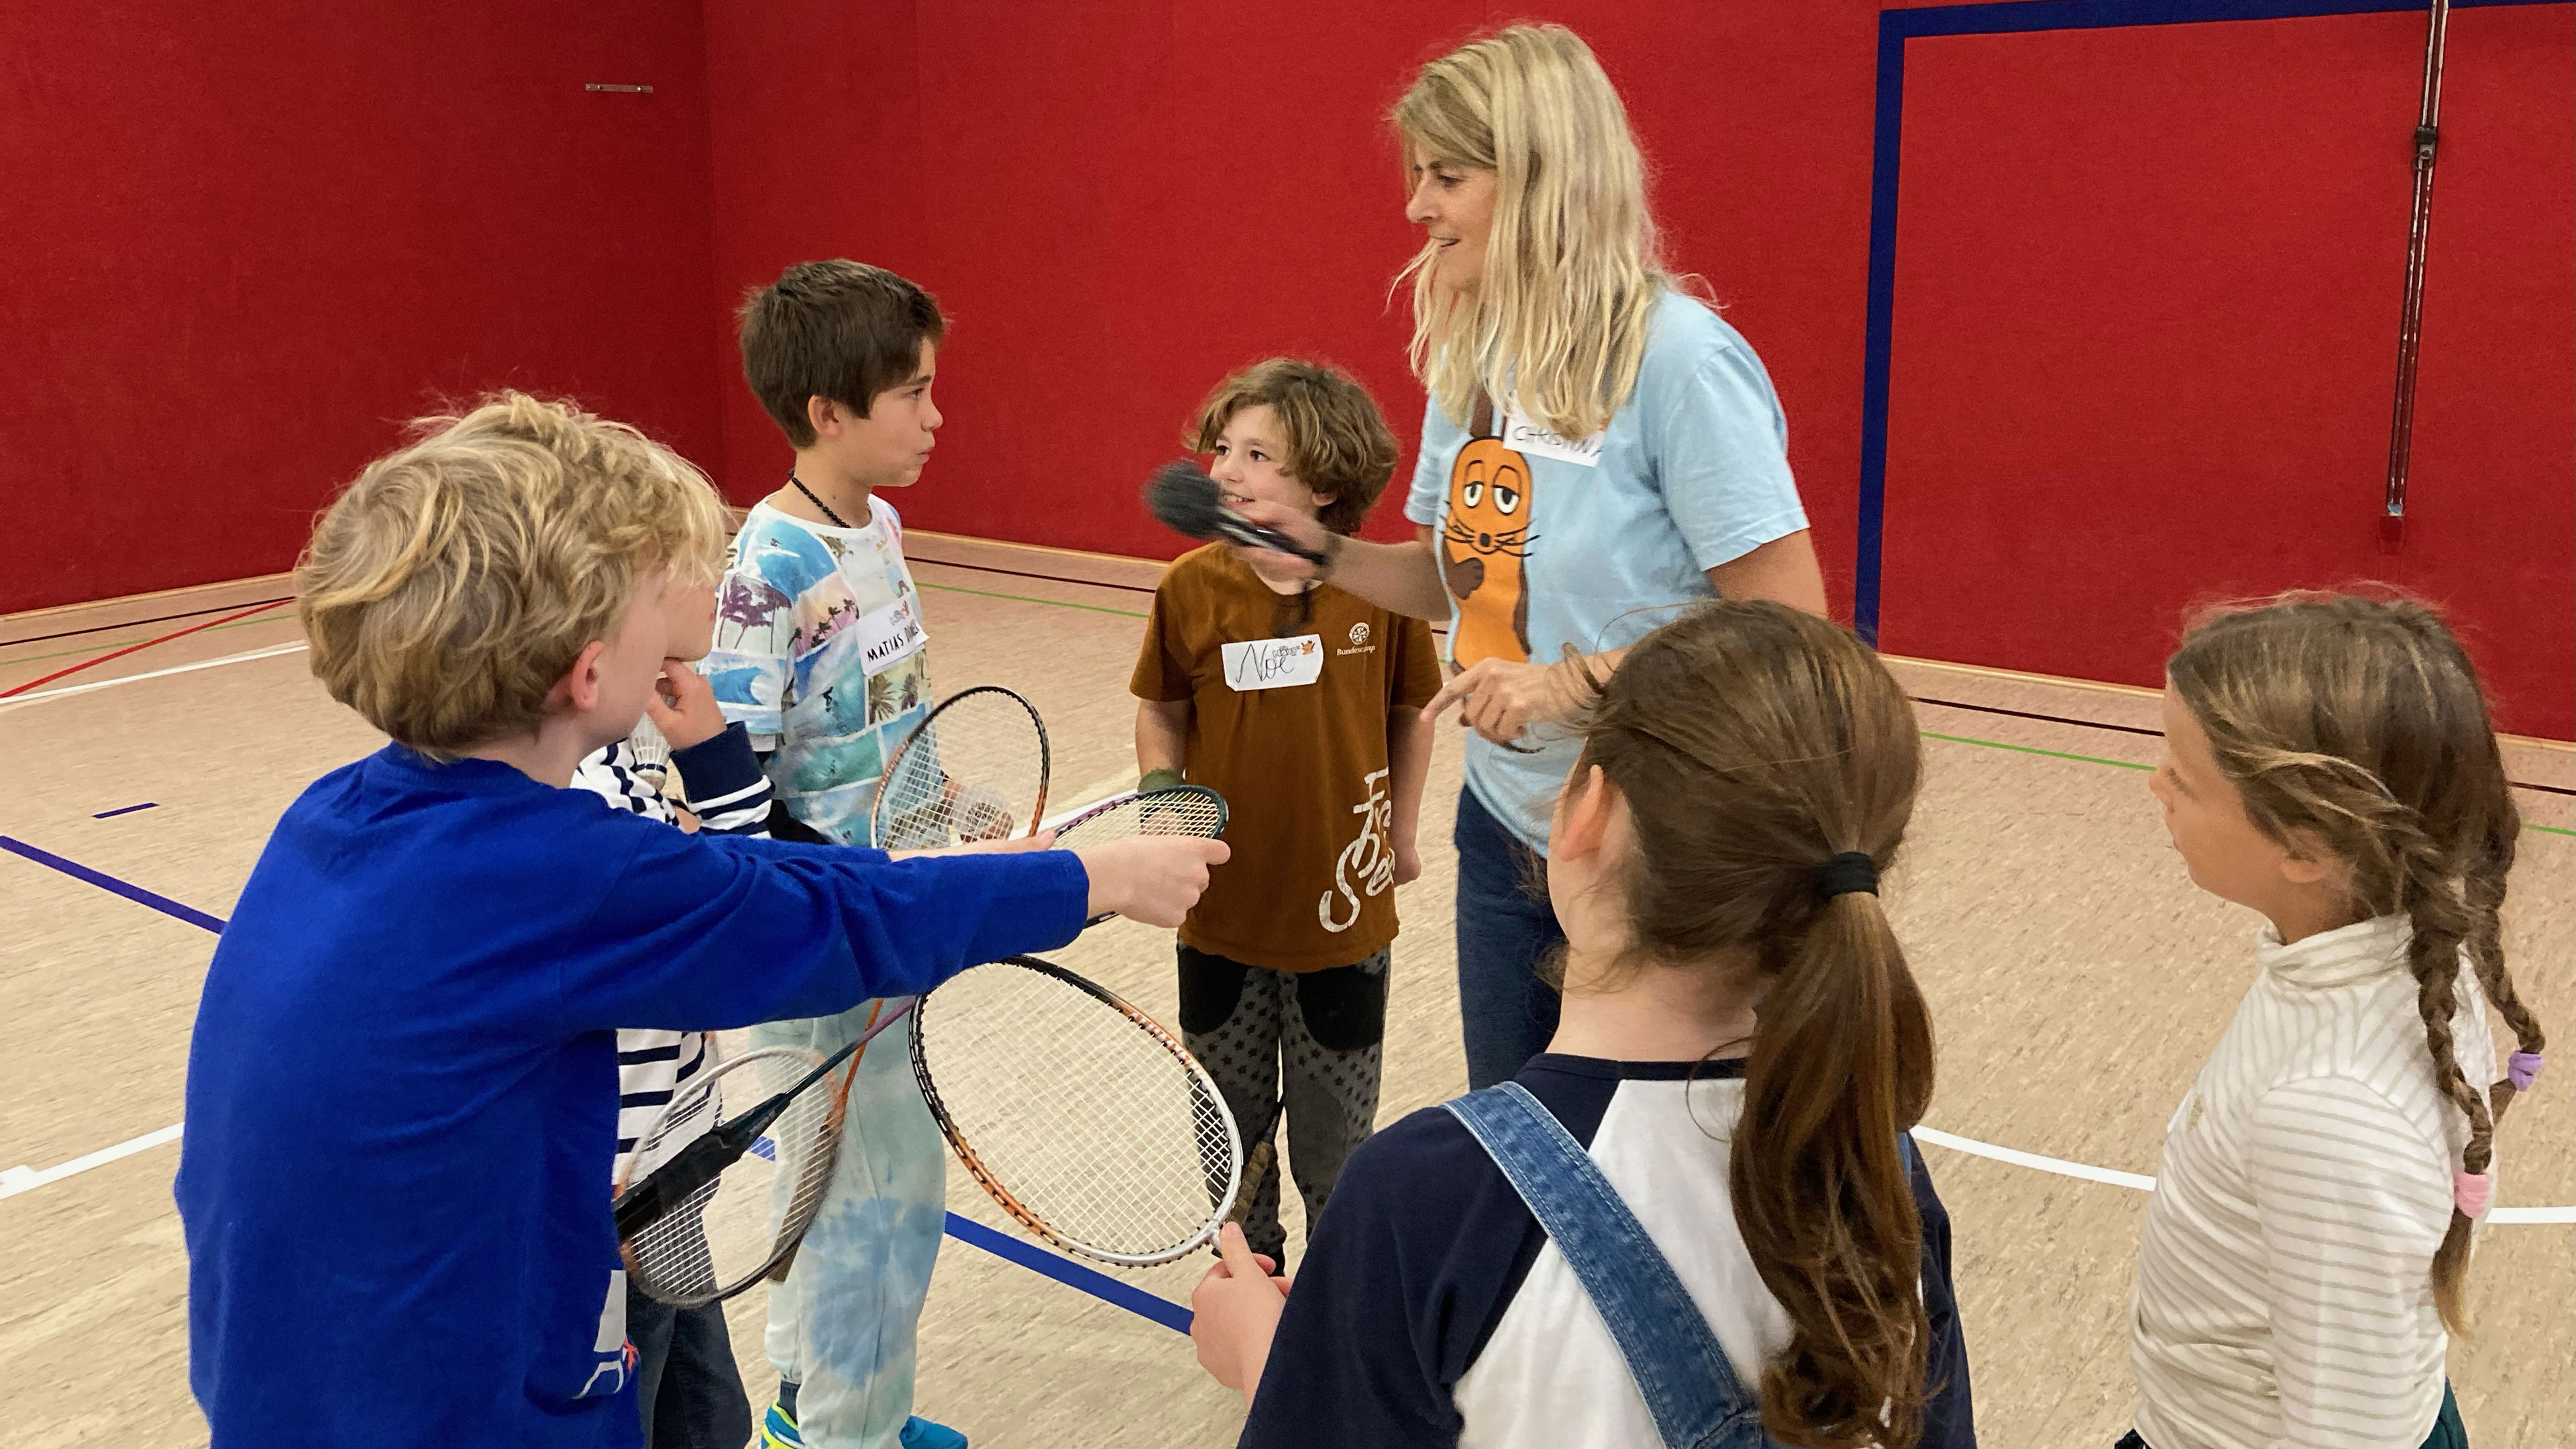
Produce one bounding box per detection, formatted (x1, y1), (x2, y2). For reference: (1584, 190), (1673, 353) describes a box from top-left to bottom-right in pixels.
(942, 1212), (1192, 1334)
(92, 802), (159, 820)
(0, 833), (1198, 1333)
(1, 835), (227, 932)
(1854, 0), (2561, 643)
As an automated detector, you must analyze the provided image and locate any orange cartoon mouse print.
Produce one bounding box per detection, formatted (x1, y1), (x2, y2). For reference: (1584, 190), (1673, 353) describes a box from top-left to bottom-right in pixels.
(1439, 396), (1536, 666)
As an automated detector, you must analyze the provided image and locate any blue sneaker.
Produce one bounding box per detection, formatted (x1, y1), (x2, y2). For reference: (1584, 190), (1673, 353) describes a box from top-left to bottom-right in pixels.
(759, 1399), (805, 1449)
(900, 1417), (969, 1449)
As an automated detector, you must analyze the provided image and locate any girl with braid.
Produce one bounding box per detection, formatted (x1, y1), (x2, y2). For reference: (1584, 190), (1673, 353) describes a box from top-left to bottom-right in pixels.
(1189, 600), (1975, 1449)
(2129, 591), (2546, 1449)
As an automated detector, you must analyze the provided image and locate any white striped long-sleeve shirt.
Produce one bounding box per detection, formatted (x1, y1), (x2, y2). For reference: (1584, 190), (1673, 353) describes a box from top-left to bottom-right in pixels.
(569, 720), (775, 1172)
(2132, 914), (2496, 1449)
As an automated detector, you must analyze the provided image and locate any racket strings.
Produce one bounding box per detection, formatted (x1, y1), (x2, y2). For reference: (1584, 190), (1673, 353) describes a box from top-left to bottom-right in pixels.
(874, 689), (1049, 851)
(916, 964), (1237, 1263)
(622, 1048), (845, 1307)
(1050, 788), (1228, 849)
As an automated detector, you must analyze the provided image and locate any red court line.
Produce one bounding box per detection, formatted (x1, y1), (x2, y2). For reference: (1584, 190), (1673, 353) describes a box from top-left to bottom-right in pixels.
(0, 594), (295, 650)
(0, 599), (294, 699)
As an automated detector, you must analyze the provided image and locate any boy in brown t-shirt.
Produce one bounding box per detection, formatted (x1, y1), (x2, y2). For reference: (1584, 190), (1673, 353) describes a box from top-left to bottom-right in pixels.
(1131, 359), (1440, 1268)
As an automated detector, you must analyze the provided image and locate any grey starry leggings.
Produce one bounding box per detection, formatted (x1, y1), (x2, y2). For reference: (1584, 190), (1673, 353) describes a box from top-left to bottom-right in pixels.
(1177, 943), (1389, 1268)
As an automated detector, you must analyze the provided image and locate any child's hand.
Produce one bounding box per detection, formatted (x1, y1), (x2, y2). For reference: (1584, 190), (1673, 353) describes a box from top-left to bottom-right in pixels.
(1189, 1222), (1289, 1403)
(1074, 835), (1229, 927)
(1225, 500), (1331, 585)
(1394, 837), (1422, 887)
(643, 659), (729, 750)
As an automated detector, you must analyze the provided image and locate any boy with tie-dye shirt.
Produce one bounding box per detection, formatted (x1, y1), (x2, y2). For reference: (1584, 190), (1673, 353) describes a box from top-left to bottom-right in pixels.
(702, 261), (959, 1449)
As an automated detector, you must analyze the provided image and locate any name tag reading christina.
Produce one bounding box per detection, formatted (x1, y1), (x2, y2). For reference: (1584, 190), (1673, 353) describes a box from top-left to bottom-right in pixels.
(1221, 634), (1324, 692)
(853, 596), (928, 672)
(1500, 410), (1604, 468)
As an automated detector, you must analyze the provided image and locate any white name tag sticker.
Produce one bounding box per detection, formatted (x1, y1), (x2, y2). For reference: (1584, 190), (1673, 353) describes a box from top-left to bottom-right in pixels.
(852, 596), (928, 673)
(1221, 634), (1324, 692)
(1500, 411), (1604, 468)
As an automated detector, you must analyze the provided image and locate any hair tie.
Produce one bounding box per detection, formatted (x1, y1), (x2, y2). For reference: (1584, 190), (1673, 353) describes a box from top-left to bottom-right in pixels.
(2507, 1051), (2544, 1092)
(1813, 852), (1878, 901)
(2453, 1171), (2493, 1219)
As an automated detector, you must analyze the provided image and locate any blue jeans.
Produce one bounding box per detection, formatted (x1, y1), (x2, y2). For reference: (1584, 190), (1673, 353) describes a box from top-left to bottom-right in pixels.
(1447, 1081), (1784, 1448)
(1454, 786), (1564, 1090)
(626, 1283), (751, 1449)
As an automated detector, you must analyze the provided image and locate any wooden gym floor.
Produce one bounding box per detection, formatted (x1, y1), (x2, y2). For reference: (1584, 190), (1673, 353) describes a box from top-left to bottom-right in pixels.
(1, 533), (2568, 1448)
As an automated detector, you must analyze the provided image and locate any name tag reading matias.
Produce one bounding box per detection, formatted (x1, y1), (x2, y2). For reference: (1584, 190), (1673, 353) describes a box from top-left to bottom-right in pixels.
(1222, 634), (1324, 692)
(852, 596), (928, 673)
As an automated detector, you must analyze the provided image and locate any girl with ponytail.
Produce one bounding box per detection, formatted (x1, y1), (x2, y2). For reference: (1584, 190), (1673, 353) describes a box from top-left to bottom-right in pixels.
(2129, 591), (2545, 1449)
(1189, 601), (1976, 1449)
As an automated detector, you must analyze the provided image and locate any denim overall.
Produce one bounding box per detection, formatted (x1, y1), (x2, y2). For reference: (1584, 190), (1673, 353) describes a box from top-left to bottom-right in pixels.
(1448, 1082), (1919, 1449)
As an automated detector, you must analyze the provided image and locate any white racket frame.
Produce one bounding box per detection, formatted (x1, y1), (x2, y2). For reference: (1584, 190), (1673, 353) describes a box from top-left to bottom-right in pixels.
(1042, 784), (1229, 846)
(867, 685), (1052, 849)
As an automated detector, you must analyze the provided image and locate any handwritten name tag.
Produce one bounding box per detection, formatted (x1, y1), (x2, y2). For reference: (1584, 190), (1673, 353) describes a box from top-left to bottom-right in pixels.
(853, 596), (928, 673)
(1501, 410), (1604, 468)
(1221, 634), (1324, 692)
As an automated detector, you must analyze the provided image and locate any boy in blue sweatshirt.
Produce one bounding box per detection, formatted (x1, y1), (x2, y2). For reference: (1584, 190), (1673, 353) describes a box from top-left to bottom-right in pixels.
(173, 394), (1223, 1449)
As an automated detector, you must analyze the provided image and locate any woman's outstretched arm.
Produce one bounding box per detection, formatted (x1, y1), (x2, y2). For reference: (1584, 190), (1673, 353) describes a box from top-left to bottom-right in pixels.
(1224, 509), (1454, 622)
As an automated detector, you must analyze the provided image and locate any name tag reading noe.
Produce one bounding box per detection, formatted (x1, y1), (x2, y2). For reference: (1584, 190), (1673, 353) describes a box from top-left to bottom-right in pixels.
(1222, 634), (1324, 692)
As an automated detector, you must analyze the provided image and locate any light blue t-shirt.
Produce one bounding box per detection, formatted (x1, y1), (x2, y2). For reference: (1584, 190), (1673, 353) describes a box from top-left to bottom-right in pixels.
(702, 496), (934, 846)
(1403, 290), (1808, 853)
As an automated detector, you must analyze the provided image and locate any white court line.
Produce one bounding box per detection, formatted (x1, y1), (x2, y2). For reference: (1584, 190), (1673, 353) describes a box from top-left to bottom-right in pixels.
(8, 1116), (2571, 1223)
(1, 1122), (186, 1199)
(1910, 1126), (2575, 1224)
(0, 641), (309, 711)
(1911, 1126), (2157, 1191)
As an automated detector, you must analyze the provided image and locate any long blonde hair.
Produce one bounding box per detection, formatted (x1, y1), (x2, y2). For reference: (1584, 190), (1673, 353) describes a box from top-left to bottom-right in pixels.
(1392, 24), (1671, 439)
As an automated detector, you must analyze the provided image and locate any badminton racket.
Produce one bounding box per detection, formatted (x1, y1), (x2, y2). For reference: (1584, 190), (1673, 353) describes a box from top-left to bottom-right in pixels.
(614, 998), (915, 1307)
(1046, 784), (1230, 926)
(869, 686), (1050, 851)
(912, 956), (1243, 1266)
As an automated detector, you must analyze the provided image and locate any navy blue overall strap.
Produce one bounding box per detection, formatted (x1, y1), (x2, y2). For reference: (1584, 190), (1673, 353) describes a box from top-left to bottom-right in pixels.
(1444, 1081), (1772, 1449)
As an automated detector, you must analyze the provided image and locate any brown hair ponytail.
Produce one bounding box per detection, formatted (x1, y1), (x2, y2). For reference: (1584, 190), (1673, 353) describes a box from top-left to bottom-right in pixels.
(2169, 590), (2544, 1335)
(1572, 600), (1933, 1448)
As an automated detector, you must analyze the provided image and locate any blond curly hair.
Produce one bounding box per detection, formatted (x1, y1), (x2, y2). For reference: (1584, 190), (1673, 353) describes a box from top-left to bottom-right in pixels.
(295, 392), (727, 759)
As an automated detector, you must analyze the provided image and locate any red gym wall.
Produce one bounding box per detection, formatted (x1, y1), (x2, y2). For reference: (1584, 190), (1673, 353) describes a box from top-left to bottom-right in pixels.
(0, 1), (724, 617)
(7, 2), (2570, 736)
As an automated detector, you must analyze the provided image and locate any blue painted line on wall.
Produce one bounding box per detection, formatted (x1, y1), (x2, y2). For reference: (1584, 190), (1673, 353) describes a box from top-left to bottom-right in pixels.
(0, 833), (1199, 1332)
(1854, 0), (2561, 645)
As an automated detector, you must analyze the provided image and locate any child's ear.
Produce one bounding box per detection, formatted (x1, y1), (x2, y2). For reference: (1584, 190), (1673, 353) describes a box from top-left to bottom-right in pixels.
(552, 640), (611, 715)
(806, 395), (838, 439)
(1554, 765), (1613, 862)
(1309, 490), (1338, 512)
(2276, 828), (2344, 888)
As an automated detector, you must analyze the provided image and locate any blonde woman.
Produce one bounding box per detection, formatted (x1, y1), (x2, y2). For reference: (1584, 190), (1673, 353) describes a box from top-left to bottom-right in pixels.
(1230, 24), (1827, 1088)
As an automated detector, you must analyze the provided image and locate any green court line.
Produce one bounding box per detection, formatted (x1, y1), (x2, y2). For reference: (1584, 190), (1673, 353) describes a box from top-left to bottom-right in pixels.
(0, 612), (298, 670)
(914, 580), (1148, 619)
(1921, 730), (2573, 838)
(1920, 730), (2153, 772)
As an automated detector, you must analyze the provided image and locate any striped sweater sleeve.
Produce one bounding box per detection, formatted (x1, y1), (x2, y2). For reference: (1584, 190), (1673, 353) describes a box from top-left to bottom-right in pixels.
(668, 722), (774, 837)
(2247, 1075), (2455, 1449)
